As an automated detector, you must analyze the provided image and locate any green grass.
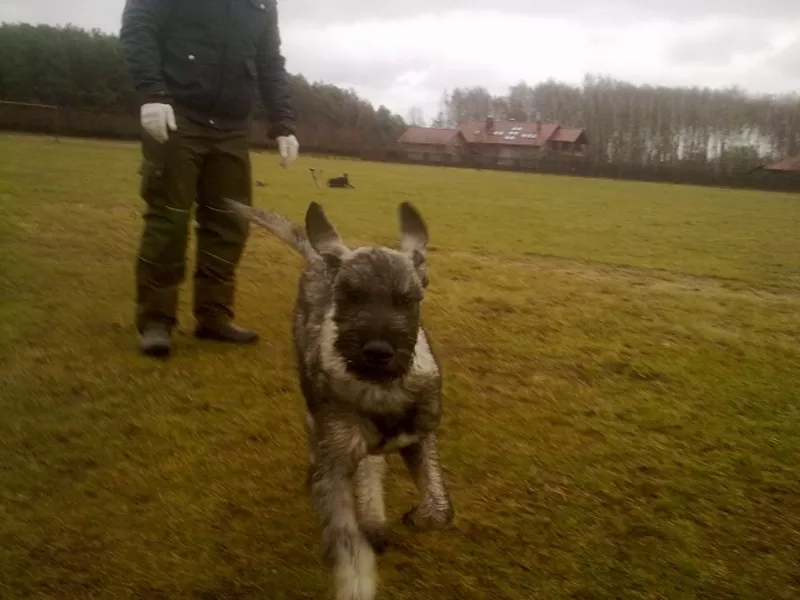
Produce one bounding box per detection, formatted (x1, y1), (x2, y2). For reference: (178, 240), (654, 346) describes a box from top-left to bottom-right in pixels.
(1, 133), (799, 599)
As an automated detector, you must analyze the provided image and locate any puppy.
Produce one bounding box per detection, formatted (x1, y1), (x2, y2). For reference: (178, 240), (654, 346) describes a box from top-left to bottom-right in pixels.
(226, 198), (454, 600)
(327, 173), (354, 188)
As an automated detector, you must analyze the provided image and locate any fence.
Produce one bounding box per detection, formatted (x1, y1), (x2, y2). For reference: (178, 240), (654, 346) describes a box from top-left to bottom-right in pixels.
(1, 103), (797, 193)
(371, 151), (800, 193)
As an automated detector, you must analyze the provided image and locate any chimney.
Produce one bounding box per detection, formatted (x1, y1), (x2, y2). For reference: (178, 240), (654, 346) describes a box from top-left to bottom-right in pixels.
(485, 116), (494, 134)
(535, 111), (542, 134)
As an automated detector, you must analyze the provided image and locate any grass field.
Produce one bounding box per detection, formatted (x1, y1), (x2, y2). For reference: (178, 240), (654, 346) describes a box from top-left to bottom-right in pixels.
(1, 133), (799, 600)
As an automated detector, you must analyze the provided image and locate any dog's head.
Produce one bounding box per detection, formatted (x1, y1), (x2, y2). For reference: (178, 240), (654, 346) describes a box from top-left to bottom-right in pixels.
(308, 201), (430, 384)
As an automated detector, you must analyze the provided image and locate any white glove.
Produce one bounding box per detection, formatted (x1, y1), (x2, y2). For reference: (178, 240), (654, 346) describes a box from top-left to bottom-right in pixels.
(277, 134), (299, 167)
(141, 103), (177, 143)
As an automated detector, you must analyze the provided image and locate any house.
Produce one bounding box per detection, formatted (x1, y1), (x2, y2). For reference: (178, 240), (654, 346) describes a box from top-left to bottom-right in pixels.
(753, 155), (800, 173)
(397, 117), (588, 167)
(396, 127), (468, 163)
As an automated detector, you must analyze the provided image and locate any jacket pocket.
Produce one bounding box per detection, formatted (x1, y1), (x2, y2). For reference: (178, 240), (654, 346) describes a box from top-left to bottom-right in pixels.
(245, 59), (257, 79)
(137, 133), (171, 203)
(248, 0), (275, 10)
(242, 0), (274, 45)
(163, 49), (203, 86)
(138, 158), (165, 202)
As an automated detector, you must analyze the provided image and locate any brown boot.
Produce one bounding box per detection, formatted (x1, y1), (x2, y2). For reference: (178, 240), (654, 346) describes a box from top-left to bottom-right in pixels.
(194, 321), (259, 344)
(139, 322), (172, 357)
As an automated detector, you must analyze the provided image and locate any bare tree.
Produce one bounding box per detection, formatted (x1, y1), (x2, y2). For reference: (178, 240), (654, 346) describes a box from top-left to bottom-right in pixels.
(439, 73), (800, 173)
(407, 106), (426, 127)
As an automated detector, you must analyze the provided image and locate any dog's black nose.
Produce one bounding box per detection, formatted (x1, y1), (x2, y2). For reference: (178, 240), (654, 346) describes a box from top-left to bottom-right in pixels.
(362, 340), (395, 364)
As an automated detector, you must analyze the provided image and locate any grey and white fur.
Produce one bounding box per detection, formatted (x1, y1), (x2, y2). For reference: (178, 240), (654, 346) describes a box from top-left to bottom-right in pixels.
(226, 198), (454, 600)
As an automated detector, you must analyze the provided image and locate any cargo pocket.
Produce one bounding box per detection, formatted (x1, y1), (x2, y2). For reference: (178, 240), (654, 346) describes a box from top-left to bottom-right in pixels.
(138, 158), (166, 203)
(245, 59), (257, 80)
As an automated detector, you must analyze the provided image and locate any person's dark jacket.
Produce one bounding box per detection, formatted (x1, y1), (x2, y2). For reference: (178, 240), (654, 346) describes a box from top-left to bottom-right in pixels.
(120, 0), (295, 137)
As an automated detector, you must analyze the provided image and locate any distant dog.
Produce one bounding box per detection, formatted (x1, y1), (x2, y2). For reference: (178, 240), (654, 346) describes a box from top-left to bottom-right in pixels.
(328, 173), (354, 188)
(226, 198), (454, 600)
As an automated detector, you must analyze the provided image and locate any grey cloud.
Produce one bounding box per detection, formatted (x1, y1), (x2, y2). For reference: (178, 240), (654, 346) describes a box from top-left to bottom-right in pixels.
(2, 1), (799, 31)
(286, 55), (431, 90)
(277, 0), (799, 24)
(772, 39), (800, 78)
(2, 0), (799, 118)
(399, 66), (513, 115)
(1, 1), (125, 32)
(286, 41), (509, 111)
(421, 66), (509, 96)
(667, 24), (777, 66)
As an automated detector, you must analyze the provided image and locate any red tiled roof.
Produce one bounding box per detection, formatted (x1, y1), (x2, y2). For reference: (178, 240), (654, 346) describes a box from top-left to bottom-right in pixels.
(761, 155), (800, 172)
(397, 127), (464, 145)
(551, 127), (586, 143)
(457, 120), (560, 147)
(397, 121), (587, 148)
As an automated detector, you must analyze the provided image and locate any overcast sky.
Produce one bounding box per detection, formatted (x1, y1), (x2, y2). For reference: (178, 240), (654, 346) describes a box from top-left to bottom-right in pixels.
(2, 1), (800, 121)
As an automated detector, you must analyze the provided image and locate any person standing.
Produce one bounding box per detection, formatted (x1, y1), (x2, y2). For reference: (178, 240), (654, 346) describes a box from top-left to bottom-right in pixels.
(120, 0), (299, 357)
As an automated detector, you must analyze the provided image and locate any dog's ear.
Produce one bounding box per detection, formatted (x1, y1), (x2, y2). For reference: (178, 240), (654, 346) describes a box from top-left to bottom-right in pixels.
(398, 202), (428, 267)
(223, 197), (251, 221)
(306, 201), (349, 259)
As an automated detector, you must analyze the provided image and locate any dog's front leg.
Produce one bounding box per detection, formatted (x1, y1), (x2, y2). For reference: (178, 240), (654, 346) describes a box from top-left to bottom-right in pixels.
(310, 440), (377, 600)
(354, 455), (388, 553)
(400, 432), (454, 531)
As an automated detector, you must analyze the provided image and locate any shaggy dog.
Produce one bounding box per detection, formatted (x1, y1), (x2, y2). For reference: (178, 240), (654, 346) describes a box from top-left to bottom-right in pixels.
(226, 198), (454, 600)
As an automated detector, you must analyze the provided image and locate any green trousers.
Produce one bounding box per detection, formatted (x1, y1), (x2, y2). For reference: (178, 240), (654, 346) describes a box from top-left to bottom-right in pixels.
(134, 115), (252, 333)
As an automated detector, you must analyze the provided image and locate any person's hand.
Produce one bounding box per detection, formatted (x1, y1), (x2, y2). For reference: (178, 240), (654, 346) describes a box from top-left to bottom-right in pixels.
(141, 103), (177, 143)
(277, 134), (299, 167)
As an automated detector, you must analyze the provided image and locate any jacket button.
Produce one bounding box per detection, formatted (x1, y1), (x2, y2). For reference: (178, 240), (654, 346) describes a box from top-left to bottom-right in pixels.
(209, 119), (216, 125)
(259, 3), (265, 8)
(188, 54), (195, 60)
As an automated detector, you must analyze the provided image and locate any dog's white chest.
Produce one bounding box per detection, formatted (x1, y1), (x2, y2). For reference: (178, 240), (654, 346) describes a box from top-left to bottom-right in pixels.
(320, 321), (440, 413)
(373, 433), (419, 454)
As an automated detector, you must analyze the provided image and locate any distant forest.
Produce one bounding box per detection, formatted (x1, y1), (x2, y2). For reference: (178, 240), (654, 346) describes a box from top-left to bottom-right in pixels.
(1, 22), (799, 188)
(414, 78), (800, 173)
(0, 23), (406, 154)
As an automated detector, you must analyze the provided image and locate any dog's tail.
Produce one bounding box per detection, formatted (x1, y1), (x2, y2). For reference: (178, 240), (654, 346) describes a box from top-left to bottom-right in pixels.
(224, 198), (316, 262)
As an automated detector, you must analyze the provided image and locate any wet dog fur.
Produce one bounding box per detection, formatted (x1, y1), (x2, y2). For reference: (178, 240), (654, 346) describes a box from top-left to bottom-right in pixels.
(225, 198), (454, 600)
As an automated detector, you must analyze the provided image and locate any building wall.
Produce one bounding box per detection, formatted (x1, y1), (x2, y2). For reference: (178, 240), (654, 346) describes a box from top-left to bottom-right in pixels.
(468, 143), (544, 167)
(548, 140), (588, 156)
(400, 139), (465, 163)
(399, 138), (584, 165)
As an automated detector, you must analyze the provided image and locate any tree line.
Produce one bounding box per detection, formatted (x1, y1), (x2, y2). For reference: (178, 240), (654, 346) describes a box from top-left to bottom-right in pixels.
(0, 23), (406, 154)
(425, 76), (800, 174)
(1, 22), (797, 189)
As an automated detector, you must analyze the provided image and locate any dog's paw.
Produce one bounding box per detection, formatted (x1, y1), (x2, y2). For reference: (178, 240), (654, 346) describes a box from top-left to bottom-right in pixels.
(402, 505), (454, 531)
